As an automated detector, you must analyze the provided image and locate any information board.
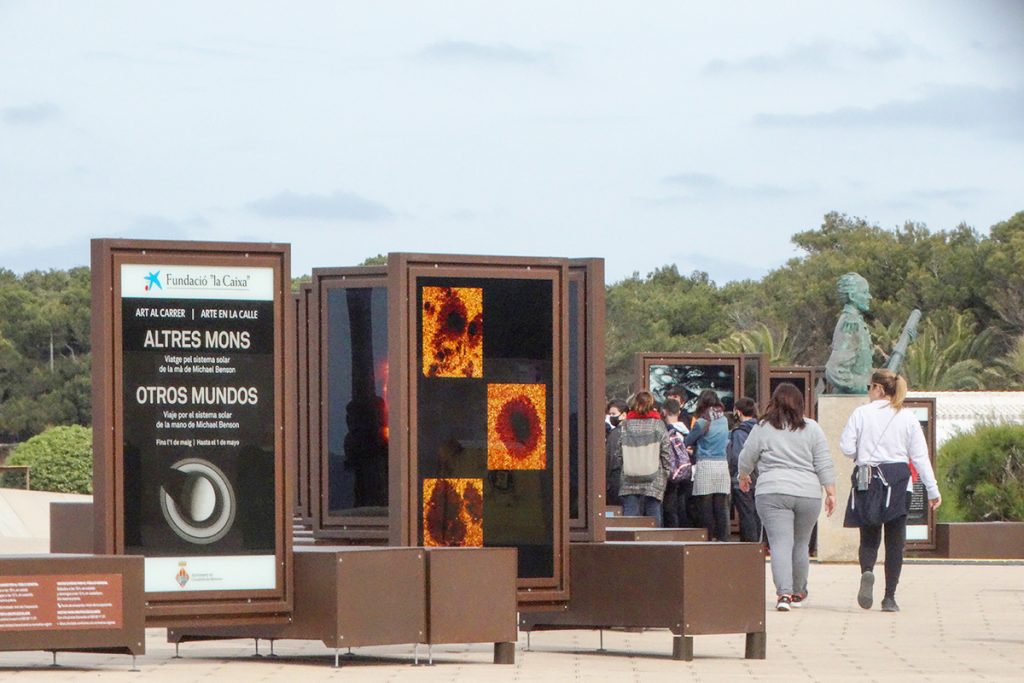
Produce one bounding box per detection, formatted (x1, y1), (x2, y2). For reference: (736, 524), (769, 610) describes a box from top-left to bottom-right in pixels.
(92, 240), (293, 624)
(0, 575), (123, 631)
(904, 397), (937, 550)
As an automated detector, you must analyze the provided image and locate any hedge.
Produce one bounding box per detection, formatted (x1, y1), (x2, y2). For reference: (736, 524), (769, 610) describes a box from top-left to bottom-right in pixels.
(2, 425), (92, 494)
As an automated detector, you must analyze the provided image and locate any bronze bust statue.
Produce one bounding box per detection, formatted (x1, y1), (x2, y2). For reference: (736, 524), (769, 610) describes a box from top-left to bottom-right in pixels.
(825, 272), (873, 394)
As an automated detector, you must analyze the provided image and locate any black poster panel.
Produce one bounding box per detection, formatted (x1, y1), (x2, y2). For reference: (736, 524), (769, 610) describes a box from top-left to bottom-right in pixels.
(769, 376), (808, 402)
(118, 264), (280, 596)
(121, 296), (276, 562)
(325, 285), (389, 517)
(415, 277), (555, 579)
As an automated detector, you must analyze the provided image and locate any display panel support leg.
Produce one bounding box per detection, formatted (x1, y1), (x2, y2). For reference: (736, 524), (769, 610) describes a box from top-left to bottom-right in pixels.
(494, 642), (515, 664)
(334, 648), (340, 668)
(672, 635), (693, 662)
(174, 642), (181, 659)
(745, 631), (767, 659)
(598, 629), (605, 652)
(253, 638), (262, 657)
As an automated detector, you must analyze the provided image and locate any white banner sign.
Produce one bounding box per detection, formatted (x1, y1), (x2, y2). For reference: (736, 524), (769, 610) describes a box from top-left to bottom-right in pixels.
(121, 264), (274, 301)
(145, 555), (277, 592)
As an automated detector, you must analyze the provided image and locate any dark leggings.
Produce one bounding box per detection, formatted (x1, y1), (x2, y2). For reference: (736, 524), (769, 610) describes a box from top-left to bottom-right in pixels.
(858, 499), (911, 599)
(698, 493), (730, 541)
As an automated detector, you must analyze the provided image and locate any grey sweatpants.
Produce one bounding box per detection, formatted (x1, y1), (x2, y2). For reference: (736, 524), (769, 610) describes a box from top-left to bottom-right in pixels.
(756, 493), (821, 597)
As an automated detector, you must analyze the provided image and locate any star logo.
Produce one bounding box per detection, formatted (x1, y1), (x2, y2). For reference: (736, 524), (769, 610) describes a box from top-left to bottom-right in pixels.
(145, 271), (162, 291)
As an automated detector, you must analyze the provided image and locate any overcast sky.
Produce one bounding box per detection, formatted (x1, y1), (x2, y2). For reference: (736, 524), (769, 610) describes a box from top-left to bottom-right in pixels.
(1, 1), (1021, 284)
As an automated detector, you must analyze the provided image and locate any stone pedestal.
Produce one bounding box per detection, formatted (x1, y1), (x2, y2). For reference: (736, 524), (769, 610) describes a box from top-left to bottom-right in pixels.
(816, 395), (868, 562)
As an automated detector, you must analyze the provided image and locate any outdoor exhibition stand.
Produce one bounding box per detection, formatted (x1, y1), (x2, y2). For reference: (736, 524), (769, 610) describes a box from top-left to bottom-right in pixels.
(91, 239), (295, 626)
(300, 257), (606, 557)
(387, 253), (571, 606)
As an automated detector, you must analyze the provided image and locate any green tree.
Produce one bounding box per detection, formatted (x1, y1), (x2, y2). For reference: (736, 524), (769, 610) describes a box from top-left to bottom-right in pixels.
(0, 268), (92, 440)
(604, 266), (729, 396)
(893, 309), (996, 390)
(984, 335), (1024, 389)
(706, 322), (795, 365)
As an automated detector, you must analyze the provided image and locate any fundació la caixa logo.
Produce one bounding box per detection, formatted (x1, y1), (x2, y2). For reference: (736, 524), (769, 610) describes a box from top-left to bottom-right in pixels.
(144, 271), (162, 292)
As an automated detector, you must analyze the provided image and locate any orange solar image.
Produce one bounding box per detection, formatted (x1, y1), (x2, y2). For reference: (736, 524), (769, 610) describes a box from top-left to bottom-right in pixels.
(423, 478), (484, 547)
(421, 286), (483, 377)
(487, 383), (547, 470)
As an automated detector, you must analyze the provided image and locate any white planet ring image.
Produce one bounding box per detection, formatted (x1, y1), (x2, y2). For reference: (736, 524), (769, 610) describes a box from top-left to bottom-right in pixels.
(159, 458), (236, 544)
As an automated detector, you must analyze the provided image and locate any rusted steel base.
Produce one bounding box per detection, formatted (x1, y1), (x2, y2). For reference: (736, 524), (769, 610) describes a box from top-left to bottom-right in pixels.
(425, 548), (518, 650)
(605, 527), (707, 542)
(672, 635), (694, 661)
(169, 547), (427, 652)
(49, 502), (95, 554)
(168, 546), (519, 666)
(745, 631), (767, 659)
(494, 641), (516, 664)
(520, 542), (766, 660)
(0, 555), (145, 663)
(601, 515), (657, 529)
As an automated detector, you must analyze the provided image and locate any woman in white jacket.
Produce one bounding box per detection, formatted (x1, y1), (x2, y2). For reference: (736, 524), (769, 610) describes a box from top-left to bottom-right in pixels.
(840, 369), (941, 612)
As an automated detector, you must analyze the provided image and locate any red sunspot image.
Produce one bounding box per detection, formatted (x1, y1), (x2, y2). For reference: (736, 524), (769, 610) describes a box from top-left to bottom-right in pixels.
(423, 478), (484, 547)
(487, 383), (546, 470)
(421, 286), (483, 377)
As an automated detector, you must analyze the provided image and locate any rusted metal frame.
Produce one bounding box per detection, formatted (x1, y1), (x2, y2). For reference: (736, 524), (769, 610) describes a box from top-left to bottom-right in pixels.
(90, 238), (294, 624)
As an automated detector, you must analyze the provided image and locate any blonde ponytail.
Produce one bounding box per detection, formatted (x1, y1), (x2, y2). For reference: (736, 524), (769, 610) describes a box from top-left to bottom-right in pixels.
(871, 369), (907, 410)
(892, 375), (907, 410)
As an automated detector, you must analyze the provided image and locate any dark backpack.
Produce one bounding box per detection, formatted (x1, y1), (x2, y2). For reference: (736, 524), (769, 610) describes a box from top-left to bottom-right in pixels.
(727, 421), (754, 478)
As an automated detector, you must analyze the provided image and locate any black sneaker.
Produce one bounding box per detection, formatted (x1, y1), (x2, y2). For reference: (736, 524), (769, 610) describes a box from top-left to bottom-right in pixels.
(857, 571), (874, 610)
(776, 595), (792, 611)
(881, 597), (900, 612)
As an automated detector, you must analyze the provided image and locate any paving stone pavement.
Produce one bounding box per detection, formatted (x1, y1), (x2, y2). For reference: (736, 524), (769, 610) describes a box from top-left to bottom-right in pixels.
(1, 561), (1021, 681)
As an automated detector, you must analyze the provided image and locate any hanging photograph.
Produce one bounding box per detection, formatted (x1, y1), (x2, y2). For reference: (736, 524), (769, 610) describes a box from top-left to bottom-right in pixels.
(422, 478), (484, 547)
(487, 383), (547, 470)
(648, 363), (737, 412)
(421, 286), (483, 378)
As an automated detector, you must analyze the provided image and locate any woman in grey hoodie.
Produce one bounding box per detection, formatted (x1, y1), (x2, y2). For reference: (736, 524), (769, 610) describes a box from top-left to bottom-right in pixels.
(738, 383), (837, 611)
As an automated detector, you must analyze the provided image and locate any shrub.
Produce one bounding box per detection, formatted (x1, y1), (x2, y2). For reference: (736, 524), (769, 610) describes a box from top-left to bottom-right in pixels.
(2, 425), (92, 494)
(938, 423), (1024, 522)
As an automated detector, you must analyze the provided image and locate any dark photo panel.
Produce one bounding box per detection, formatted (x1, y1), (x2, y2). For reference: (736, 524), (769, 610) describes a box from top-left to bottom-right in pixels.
(648, 363), (737, 412)
(415, 276), (555, 579)
(324, 285), (389, 517)
(770, 376), (808, 401)
(567, 278), (580, 520)
(121, 296), (276, 559)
